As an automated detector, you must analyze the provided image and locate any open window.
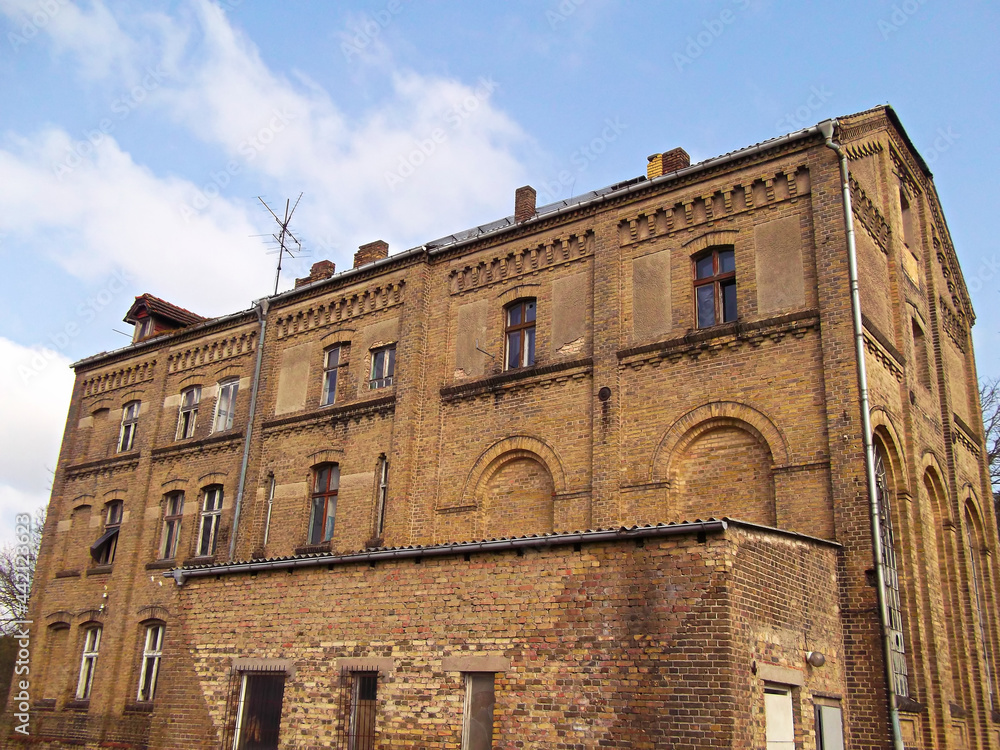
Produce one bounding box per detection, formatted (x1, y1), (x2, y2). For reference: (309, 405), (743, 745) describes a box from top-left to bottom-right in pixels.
(213, 379), (239, 433)
(91, 500), (122, 565)
(75, 626), (102, 701)
(369, 345), (395, 390)
(137, 623), (164, 702)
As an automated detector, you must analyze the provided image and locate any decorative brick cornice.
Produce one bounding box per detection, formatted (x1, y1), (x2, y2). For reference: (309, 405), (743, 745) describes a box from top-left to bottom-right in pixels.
(617, 166), (809, 247)
(65, 452), (140, 480)
(166, 331), (257, 374)
(844, 140), (884, 160)
(262, 395), (396, 437)
(863, 331), (904, 383)
(81, 360), (156, 397)
(440, 357), (592, 404)
(274, 280), (405, 341)
(617, 311), (818, 370)
(850, 176), (891, 253)
(446, 231), (593, 296)
(952, 414), (981, 459)
(938, 294), (967, 352)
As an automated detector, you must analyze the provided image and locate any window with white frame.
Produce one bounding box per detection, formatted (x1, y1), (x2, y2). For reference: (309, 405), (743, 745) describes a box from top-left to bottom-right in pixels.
(91, 500), (122, 565)
(323, 346), (341, 405)
(764, 684), (795, 750)
(462, 672), (496, 750)
(118, 401), (140, 452)
(137, 623), (164, 702)
(213, 379), (239, 433)
(176, 386), (201, 440)
(196, 486), (223, 557)
(369, 345), (395, 389)
(76, 626), (102, 700)
(160, 492), (183, 559)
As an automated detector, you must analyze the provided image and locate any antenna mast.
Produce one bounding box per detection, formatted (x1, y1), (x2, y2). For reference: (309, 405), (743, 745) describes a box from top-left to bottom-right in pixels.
(258, 193), (303, 295)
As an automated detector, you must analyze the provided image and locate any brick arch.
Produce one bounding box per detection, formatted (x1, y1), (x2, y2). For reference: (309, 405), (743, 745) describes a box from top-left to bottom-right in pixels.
(871, 408), (908, 494)
(307, 449), (343, 466)
(462, 436), (566, 505)
(651, 401), (787, 482)
(681, 229), (740, 254)
(137, 605), (171, 622)
(497, 284), (541, 305)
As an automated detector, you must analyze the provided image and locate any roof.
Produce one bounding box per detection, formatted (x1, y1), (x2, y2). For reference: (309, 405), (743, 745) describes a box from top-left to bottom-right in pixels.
(124, 293), (207, 327)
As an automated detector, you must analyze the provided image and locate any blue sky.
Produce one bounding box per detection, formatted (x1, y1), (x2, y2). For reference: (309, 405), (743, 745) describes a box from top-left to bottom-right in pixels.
(0, 0), (997, 546)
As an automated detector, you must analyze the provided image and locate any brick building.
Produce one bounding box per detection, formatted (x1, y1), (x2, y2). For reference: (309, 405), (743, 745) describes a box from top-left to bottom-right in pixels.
(5, 105), (998, 749)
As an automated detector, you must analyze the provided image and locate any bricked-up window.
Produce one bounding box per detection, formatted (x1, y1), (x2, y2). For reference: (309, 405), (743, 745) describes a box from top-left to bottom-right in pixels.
(462, 672), (496, 750)
(160, 493), (183, 559)
(91, 500), (122, 565)
(118, 400), (140, 452)
(175, 386), (200, 440)
(196, 486), (223, 557)
(764, 684), (795, 750)
(309, 464), (339, 545)
(75, 626), (101, 700)
(369, 345), (395, 389)
(693, 246), (736, 328)
(815, 700), (845, 750)
(874, 443), (910, 698)
(504, 299), (536, 370)
(373, 455), (389, 539)
(911, 319), (931, 390)
(323, 346), (341, 405)
(137, 623), (164, 702)
(213, 379), (239, 432)
(965, 506), (996, 708)
(230, 672), (286, 750)
(339, 670), (377, 750)
(900, 188), (916, 250)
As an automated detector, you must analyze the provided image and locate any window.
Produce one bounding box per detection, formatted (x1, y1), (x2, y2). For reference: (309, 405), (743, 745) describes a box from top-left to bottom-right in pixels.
(134, 315), (152, 342)
(213, 379), (239, 433)
(462, 672), (496, 750)
(504, 299), (536, 370)
(875, 443), (909, 698)
(75, 626), (102, 700)
(369, 345), (395, 389)
(137, 624), (164, 702)
(693, 246), (736, 328)
(91, 500), (123, 565)
(373, 455), (389, 539)
(323, 346), (341, 405)
(196, 486), (223, 557)
(176, 386), (201, 440)
(965, 508), (996, 706)
(347, 671), (378, 750)
(815, 701), (845, 750)
(232, 672), (286, 750)
(764, 684), (795, 750)
(308, 464), (339, 545)
(118, 401), (140, 452)
(911, 319), (931, 389)
(160, 492), (183, 559)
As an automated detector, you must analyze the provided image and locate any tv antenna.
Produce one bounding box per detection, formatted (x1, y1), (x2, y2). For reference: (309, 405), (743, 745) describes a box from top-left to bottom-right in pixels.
(258, 193), (303, 295)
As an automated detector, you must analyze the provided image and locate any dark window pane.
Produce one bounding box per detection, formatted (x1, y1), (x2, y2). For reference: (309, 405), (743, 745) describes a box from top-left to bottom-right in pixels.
(525, 300), (536, 322)
(324, 498), (337, 541)
(696, 255), (715, 279)
(238, 674), (285, 750)
(310, 497), (325, 544)
(507, 331), (520, 370)
(507, 305), (521, 326)
(722, 281), (737, 322)
(525, 327), (535, 366)
(696, 285), (716, 328)
(718, 248), (735, 273)
(465, 673), (495, 750)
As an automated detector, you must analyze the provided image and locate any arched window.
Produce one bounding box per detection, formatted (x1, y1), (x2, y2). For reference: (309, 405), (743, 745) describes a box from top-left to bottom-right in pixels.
(137, 623), (165, 702)
(160, 492), (183, 560)
(309, 464), (340, 545)
(91, 500), (122, 566)
(75, 625), (102, 700)
(175, 386), (200, 440)
(874, 442), (909, 698)
(213, 379), (239, 432)
(965, 504), (996, 708)
(693, 246), (736, 328)
(504, 299), (536, 370)
(118, 401), (140, 452)
(196, 486), (223, 557)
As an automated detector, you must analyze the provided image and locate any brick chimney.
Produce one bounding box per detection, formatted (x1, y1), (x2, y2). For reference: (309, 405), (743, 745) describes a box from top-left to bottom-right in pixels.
(294, 260), (336, 288)
(514, 185), (537, 222)
(646, 147), (691, 179)
(354, 240), (389, 268)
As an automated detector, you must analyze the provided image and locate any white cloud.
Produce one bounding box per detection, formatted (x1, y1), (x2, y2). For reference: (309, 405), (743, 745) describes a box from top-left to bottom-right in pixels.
(0, 338), (72, 545)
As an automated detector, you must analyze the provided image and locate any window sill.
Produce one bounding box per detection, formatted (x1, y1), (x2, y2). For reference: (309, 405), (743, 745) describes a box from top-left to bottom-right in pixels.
(440, 356), (593, 402)
(65, 700), (90, 711)
(183, 555), (217, 566)
(151, 431), (241, 458)
(145, 559), (177, 570)
(55, 569), (81, 579)
(295, 542), (331, 555)
(86, 565), (113, 576)
(32, 699), (56, 711)
(897, 696), (924, 714)
(123, 701), (155, 714)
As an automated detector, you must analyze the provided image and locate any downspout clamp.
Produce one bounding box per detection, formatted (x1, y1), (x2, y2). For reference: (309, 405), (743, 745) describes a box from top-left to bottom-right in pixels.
(228, 298), (269, 560)
(821, 119), (906, 750)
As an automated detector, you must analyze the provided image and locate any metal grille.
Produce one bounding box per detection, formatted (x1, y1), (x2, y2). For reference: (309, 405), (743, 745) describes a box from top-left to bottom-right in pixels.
(874, 450), (909, 698)
(336, 668), (378, 750)
(221, 670), (286, 750)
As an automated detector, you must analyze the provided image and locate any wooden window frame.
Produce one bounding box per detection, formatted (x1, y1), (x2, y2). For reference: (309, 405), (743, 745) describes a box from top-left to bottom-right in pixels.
(504, 299), (536, 371)
(692, 246), (737, 328)
(323, 346), (342, 404)
(118, 401), (140, 452)
(309, 464), (340, 545)
(160, 492), (183, 560)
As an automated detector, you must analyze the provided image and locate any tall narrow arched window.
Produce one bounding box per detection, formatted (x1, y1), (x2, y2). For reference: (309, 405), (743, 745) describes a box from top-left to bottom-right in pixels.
(965, 504), (996, 709)
(309, 464), (340, 545)
(874, 442), (909, 698)
(196, 486), (223, 557)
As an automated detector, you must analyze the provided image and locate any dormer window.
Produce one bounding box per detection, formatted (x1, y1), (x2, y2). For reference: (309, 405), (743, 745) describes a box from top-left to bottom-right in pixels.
(124, 294), (207, 345)
(134, 315), (153, 342)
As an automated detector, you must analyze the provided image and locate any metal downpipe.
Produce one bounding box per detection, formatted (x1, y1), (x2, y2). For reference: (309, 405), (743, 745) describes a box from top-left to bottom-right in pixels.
(821, 120), (906, 750)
